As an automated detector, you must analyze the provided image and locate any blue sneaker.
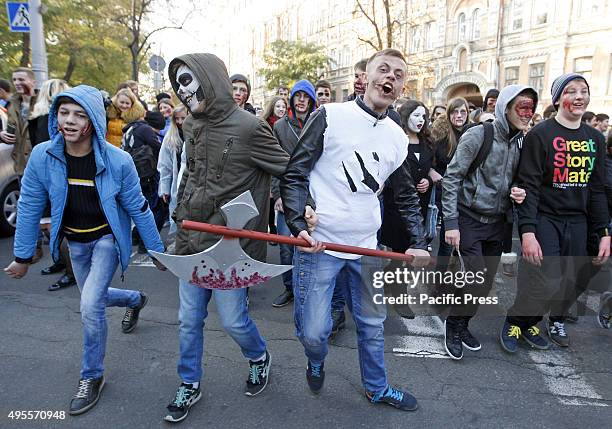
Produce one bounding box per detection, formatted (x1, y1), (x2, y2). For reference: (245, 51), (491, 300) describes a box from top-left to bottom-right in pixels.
(366, 385), (418, 411)
(500, 320), (521, 353)
(522, 325), (550, 350)
(306, 361), (325, 394)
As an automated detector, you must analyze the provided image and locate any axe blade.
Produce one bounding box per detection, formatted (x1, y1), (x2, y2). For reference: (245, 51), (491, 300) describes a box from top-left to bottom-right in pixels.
(149, 191), (292, 289)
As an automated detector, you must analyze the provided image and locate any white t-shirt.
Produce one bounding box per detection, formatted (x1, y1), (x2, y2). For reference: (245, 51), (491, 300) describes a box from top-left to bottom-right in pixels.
(309, 101), (408, 259)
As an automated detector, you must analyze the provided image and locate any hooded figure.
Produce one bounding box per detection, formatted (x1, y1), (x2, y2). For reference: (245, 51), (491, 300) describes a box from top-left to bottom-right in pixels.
(482, 88), (500, 114)
(443, 85), (538, 227)
(168, 53), (289, 261)
(14, 85), (164, 271)
(229, 73), (256, 115)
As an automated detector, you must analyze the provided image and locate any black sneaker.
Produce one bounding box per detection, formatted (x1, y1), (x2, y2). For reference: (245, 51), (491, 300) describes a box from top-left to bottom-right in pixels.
(121, 292), (148, 333)
(597, 292), (612, 329)
(69, 376), (105, 416)
(444, 319), (463, 360)
(366, 385), (418, 411)
(522, 325), (550, 350)
(164, 382), (202, 423)
(502, 263), (516, 277)
(245, 352), (271, 396)
(306, 361), (325, 394)
(272, 290), (293, 308)
(330, 310), (346, 338)
(547, 320), (569, 347)
(458, 321), (481, 351)
(500, 320), (521, 353)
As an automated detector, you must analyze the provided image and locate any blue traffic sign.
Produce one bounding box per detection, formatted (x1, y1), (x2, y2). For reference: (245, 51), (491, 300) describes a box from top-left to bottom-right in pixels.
(6, 2), (30, 32)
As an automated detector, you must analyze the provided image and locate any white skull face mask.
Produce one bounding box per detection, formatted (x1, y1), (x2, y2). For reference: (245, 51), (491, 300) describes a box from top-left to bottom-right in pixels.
(408, 106), (426, 133)
(175, 64), (204, 112)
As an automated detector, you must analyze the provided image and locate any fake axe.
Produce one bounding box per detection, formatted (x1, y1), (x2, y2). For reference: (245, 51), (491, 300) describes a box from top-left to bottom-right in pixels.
(150, 191), (414, 289)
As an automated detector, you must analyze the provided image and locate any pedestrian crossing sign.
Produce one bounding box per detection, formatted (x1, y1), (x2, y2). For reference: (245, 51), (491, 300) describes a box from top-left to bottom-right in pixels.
(6, 2), (31, 32)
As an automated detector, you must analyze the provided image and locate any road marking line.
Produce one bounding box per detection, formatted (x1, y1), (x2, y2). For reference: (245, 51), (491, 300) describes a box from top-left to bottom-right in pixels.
(392, 316), (449, 359)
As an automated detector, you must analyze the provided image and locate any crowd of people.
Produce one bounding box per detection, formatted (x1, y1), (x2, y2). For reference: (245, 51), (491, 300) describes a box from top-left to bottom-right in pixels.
(1, 47), (611, 422)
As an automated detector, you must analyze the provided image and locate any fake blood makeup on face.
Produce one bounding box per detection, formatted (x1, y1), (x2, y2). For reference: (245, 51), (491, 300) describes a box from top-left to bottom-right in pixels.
(515, 99), (534, 119)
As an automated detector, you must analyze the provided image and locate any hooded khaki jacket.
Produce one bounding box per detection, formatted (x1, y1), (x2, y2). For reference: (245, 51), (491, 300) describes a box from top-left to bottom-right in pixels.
(168, 53), (289, 260)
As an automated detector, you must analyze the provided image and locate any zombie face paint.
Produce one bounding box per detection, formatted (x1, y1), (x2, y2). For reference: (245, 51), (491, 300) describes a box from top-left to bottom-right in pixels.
(559, 79), (590, 117)
(506, 95), (535, 131)
(450, 105), (468, 128)
(407, 106), (426, 133)
(363, 54), (406, 113)
(175, 64), (204, 112)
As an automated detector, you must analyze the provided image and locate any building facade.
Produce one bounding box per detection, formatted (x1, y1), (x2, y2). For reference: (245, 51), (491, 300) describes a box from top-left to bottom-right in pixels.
(220, 0), (612, 114)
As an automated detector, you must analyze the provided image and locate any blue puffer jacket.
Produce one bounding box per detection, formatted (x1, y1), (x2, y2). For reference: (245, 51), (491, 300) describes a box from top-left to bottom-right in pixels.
(14, 85), (164, 273)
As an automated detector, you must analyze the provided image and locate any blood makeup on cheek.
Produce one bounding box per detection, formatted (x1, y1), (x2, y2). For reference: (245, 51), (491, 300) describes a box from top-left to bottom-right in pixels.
(515, 100), (534, 118)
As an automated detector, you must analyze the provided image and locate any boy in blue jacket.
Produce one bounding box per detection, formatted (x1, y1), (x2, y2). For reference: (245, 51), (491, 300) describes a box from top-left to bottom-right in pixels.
(4, 85), (166, 416)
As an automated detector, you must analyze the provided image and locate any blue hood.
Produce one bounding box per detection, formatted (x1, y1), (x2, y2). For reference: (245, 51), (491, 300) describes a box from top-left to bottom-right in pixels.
(289, 79), (316, 119)
(48, 85), (108, 155)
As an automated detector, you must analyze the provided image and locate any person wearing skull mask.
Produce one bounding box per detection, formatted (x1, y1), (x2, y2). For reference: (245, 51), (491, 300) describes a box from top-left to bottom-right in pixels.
(163, 53), (290, 423)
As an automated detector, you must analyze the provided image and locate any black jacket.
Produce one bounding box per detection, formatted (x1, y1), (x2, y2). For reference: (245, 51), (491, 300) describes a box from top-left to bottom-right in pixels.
(279, 97), (427, 250)
(28, 114), (50, 147)
(271, 115), (302, 201)
(380, 140), (434, 251)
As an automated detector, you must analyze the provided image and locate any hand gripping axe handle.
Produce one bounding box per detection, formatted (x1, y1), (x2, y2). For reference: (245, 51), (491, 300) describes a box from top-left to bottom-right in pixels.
(181, 220), (415, 263)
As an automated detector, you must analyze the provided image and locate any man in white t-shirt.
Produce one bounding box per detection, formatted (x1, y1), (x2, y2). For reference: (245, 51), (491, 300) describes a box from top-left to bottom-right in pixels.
(280, 49), (429, 411)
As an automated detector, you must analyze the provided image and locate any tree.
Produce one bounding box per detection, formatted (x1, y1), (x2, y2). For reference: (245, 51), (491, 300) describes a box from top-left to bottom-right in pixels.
(112, 0), (194, 81)
(353, 0), (400, 50)
(259, 40), (330, 90)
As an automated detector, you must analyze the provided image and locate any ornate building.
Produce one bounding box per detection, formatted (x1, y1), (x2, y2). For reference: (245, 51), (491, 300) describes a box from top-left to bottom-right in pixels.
(221, 0), (612, 114)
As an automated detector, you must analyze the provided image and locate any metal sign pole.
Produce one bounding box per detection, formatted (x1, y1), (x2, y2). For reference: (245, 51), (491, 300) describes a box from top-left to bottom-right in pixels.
(29, 0), (48, 86)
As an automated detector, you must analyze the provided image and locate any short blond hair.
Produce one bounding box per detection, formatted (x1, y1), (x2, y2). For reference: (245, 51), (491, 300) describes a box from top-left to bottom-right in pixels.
(366, 49), (406, 69)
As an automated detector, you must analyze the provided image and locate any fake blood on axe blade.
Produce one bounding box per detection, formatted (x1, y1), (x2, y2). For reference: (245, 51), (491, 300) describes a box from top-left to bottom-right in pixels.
(181, 220), (415, 263)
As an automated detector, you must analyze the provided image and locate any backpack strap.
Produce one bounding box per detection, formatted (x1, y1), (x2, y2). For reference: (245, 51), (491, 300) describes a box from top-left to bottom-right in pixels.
(467, 122), (494, 176)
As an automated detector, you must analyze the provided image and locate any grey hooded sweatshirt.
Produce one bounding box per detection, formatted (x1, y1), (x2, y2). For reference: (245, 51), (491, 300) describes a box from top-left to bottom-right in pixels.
(442, 84), (538, 229)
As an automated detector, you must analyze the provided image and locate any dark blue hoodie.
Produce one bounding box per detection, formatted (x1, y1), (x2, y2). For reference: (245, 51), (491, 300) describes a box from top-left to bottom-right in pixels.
(289, 79), (316, 125)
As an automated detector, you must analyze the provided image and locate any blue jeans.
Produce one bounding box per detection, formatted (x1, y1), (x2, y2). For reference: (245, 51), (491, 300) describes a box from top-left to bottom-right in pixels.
(276, 212), (293, 292)
(331, 269), (348, 312)
(68, 234), (141, 379)
(293, 250), (387, 394)
(177, 280), (267, 383)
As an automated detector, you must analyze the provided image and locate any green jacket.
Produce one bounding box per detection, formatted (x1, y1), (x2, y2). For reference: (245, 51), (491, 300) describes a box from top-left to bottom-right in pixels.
(169, 53), (289, 261)
(6, 93), (35, 175)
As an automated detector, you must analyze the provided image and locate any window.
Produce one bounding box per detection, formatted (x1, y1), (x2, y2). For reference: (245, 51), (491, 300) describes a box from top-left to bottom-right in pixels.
(528, 63), (546, 97)
(409, 26), (421, 54)
(472, 9), (481, 40)
(405, 80), (418, 99)
(511, 0), (523, 31)
(579, 0), (600, 17)
(533, 0), (549, 25)
(425, 21), (435, 50)
(457, 13), (466, 41)
(505, 67), (519, 85)
(608, 55), (612, 95)
(574, 57), (592, 82)
(458, 49), (467, 72)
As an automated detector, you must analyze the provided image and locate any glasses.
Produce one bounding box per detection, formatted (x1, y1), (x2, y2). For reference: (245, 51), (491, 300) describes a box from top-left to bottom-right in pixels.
(451, 109), (468, 117)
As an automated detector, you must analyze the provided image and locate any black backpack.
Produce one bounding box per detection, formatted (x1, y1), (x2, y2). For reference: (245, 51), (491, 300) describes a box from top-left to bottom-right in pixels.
(122, 124), (157, 179)
(466, 122), (494, 176)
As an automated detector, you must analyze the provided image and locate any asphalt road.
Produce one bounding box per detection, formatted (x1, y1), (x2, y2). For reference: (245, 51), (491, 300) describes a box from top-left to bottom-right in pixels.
(0, 234), (610, 429)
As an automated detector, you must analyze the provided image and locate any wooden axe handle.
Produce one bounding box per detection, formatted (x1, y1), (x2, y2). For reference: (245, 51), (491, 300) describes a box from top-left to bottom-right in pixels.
(181, 220), (415, 262)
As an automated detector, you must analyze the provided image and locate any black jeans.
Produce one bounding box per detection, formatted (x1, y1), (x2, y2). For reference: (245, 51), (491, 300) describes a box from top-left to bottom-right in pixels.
(447, 213), (504, 326)
(507, 214), (588, 329)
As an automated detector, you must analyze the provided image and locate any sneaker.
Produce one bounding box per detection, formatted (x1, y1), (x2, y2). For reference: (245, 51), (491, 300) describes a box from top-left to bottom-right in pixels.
(330, 310), (346, 338)
(164, 382), (202, 423)
(306, 361), (325, 394)
(547, 320), (569, 347)
(69, 376), (105, 416)
(272, 290), (293, 307)
(444, 319), (463, 360)
(502, 263), (515, 277)
(366, 385), (418, 411)
(245, 351), (271, 396)
(597, 292), (612, 329)
(500, 320), (521, 353)
(522, 325), (550, 350)
(458, 321), (481, 351)
(121, 292), (148, 333)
